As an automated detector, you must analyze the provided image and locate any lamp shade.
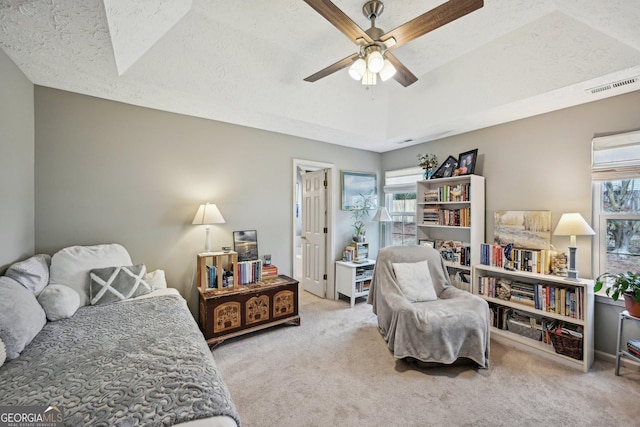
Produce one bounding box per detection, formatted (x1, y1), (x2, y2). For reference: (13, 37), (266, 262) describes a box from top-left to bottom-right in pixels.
(348, 58), (366, 80)
(553, 213), (595, 237)
(378, 59), (396, 81)
(367, 50), (384, 73)
(372, 206), (393, 222)
(192, 203), (225, 225)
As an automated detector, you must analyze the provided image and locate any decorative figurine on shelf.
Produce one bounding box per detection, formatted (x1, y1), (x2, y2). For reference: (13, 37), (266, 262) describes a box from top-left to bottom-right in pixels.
(550, 251), (568, 276)
(417, 153), (438, 180)
(504, 243), (515, 271)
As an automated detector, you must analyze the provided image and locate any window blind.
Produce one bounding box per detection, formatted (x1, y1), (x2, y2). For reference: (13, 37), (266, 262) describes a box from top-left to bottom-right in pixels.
(384, 166), (422, 193)
(592, 130), (640, 181)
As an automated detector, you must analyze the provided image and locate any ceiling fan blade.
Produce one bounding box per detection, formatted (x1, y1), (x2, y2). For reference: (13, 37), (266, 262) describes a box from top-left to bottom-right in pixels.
(304, 53), (360, 82)
(384, 52), (418, 87)
(304, 0), (373, 44)
(382, 0), (483, 49)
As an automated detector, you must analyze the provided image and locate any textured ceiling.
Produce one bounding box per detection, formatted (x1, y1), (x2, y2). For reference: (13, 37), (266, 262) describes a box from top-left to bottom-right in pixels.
(1, 0), (639, 152)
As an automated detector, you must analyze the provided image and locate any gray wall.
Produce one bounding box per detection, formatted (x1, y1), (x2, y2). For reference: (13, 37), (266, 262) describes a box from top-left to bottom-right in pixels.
(34, 87), (381, 313)
(0, 49), (34, 270)
(10, 64), (640, 358)
(382, 90), (640, 356)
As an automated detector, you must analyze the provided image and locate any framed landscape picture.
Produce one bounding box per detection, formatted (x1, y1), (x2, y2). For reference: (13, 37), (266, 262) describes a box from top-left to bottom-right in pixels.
(341, 171), (377, 210)
(493, 211), (551, 250)
(233, 230), (259, 261)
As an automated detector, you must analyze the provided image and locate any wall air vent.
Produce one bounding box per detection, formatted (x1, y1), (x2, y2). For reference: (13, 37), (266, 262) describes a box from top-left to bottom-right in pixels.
(588, 76), (638, 95)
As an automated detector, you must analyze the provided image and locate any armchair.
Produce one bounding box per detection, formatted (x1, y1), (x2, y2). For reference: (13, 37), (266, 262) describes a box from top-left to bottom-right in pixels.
(367, 245), (490, 368)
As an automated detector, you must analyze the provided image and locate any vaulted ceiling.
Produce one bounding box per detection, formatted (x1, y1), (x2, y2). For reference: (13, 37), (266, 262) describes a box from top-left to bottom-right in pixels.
(1, 0), (639, 152)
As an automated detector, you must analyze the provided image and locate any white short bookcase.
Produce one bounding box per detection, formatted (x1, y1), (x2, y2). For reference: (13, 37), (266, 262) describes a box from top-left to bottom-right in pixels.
(472, 264), (594, 372)
(335, 259), (375, 307)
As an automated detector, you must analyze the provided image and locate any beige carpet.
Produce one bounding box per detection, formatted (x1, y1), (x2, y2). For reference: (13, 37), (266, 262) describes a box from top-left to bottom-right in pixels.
(213, 292), (640, 427)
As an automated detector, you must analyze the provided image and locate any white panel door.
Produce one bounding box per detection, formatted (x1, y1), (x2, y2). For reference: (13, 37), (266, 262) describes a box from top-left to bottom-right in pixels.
(301, 169), (327, 298)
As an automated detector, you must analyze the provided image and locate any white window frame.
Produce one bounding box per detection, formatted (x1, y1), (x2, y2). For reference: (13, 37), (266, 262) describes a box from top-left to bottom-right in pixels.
(383, 167), (422, 247)
(591, 130), (640, 293)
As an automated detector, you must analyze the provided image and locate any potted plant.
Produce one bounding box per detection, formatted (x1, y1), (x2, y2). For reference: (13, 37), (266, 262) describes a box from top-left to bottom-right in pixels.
(594, 271), (640, 317)
(350, 194), (373, 242)
(417, 153), (438, 179)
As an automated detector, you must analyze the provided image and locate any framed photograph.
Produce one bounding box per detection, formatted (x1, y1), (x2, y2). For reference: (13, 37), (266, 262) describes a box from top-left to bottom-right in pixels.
(433, 155), (458, 178)
(341, 171), (377, 210)
(457, 149), (478, 175)
(233, 230), (259, 261)
(419, 239), (435, 248)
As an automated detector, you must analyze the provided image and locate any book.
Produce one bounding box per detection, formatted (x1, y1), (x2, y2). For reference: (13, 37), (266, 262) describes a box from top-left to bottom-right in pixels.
(206, 265), (217, 288)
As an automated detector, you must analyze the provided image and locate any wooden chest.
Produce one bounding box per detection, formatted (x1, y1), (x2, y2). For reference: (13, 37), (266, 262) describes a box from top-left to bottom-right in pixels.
(198, 275), (300, 347)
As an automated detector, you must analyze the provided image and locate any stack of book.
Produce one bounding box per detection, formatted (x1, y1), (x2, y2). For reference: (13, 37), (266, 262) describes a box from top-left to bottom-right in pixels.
(510, 282), (536, 306)
(422, 206), (440, 224)
(423, 189), (439, 202)
(627, 339), (640, 358)
(262, 264), (278, 278)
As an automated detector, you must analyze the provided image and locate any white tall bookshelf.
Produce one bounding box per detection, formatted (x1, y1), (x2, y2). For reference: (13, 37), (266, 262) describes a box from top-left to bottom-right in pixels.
(416, 174), (485, 291)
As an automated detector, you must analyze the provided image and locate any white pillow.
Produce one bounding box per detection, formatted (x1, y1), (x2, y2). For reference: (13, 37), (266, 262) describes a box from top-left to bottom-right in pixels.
(0, 276), (47, 359)
(392, 260), (438, 302)
(49, 244), (132, 307)
(145, 269), (167, 289)
(5, 254), (51, 295)
(37, 284), (81, 321)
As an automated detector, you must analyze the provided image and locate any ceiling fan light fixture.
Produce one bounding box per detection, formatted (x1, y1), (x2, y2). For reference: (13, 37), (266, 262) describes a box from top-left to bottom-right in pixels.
(366, 49), (384, 73)
(379, 59), (396, 81)
(348, 58), (366, 80)
(362, 68), (377, 85)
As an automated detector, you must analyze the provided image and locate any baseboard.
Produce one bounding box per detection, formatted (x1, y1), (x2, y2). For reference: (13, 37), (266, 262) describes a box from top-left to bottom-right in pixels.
(595, 349), (640, 373)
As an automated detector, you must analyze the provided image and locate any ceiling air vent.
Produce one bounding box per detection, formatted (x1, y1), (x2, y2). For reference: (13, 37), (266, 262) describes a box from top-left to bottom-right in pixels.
(588, 76), (638, 95)
(397, 139), (413, 145)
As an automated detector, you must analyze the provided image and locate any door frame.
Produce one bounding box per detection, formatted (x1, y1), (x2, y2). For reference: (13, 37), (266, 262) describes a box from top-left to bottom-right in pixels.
(292, 158), (336, 300)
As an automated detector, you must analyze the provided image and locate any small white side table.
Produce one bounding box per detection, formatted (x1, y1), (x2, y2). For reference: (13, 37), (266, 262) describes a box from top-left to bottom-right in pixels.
(615, 310), (640, 375)
(335, 259), (375, 308)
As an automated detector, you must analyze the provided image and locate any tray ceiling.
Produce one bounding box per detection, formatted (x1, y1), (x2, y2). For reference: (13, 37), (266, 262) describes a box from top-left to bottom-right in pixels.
(1, 0), (639, 152)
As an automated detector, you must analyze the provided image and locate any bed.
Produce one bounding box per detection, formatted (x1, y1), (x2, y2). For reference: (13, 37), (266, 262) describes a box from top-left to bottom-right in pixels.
(0, 244), (239, 426)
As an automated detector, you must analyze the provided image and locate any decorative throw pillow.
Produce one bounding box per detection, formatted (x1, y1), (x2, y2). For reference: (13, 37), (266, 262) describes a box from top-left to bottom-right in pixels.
(37, 284), (81, 321)
(49, 243), (132, 307)
(145, 269), (167, 290)
(89, 264), (153, 305)
(5, 254), (51, 295)
(0, 276), (47, 359)
(392, 260), (438, 302)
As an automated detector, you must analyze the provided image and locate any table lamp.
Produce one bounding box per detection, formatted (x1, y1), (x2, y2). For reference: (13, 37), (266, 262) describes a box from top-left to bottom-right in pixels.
(372, 206), (393, 248)
(553, 213), (595, 281)
(192, 203), (225, 252)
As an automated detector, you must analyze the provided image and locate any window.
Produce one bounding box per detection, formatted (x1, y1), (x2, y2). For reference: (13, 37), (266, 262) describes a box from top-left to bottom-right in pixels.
(592, 131), (640, 279)
(383, 167), (422, 246)
(386, 192), (417, 246)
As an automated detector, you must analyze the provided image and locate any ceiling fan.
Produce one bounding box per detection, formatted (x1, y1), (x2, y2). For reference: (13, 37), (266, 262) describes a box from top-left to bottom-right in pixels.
(303, 0), (484, 87)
